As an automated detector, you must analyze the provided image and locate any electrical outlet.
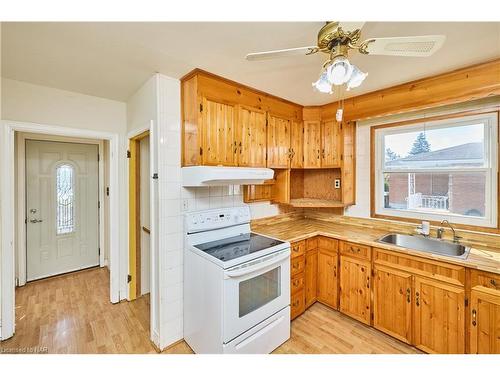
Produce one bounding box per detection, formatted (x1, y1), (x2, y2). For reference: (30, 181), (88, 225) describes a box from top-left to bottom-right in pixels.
(182, 199), (190, 212)
(334, 179), (341, 189)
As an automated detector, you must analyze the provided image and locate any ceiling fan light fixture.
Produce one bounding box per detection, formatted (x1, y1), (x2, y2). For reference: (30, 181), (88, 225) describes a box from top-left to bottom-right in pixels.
(327, 56), (353, 85)
(312, 69), (332, 94)
(346, 64), (368, 90)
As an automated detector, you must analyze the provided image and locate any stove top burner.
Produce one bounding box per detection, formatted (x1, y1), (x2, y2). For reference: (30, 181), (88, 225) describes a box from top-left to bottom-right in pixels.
(194, 232), (285, 263)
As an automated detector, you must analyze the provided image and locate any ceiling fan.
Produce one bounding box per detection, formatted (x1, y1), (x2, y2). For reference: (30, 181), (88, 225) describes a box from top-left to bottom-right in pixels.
(245, 22), (446, 94)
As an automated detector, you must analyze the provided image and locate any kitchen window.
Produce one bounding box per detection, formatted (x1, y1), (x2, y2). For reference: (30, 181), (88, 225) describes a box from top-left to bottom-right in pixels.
(373, 112), (498, 228)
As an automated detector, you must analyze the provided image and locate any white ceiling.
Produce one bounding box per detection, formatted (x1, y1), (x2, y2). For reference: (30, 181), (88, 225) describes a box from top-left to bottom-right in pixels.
(2, 22), (499, 105)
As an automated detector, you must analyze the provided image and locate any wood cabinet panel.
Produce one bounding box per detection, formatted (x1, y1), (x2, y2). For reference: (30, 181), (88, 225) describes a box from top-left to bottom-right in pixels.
(318, 236), (338, 253)
(267, 114), (291, 168)
(317, 249), (338, 309)
(291, 255), (305, 276)
(303, 120), (321, 168)
(290, 121), (304, 168)
(321, 120), (341, 168)
(305, 249), (318, 308)
(470, 286), (500, 354)
(471, 270), (500, 293)
(373, 265), (413, 344)
(413, 276), (465, 354)
(339, 255), (371, 324)
(291, 288), (306, 320)
(237, 106), (267, 167)
(373, 248), (465, 286)
(290, 240), (306, 259)
(340, 241), (371, 261)
(201, 98), (236, 166)
(291, 272), (305, 295)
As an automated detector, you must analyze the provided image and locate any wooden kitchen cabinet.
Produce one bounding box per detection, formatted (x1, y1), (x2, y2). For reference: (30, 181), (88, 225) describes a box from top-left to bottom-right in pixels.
(267, 114), (291, 168)
(201, 98), (236, 166)
(321, 120), (342, 168)
(413, 276), (465, 354)
(290, 121), (304, 168)
(339, 255), (371, 324)
(305, 246), (318, 308)
(373, 264), (413, 344)
(237, 105), (267, 167)
(469, 270), (500, 353)
(290, 240), (306, 320)
(470, 287), (500, 354)
(317, 249), (338, 309)
(303, 120), (322, 168)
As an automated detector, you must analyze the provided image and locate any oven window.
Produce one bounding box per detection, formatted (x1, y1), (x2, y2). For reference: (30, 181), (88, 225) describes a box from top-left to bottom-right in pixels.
(238, 266), (281, 318)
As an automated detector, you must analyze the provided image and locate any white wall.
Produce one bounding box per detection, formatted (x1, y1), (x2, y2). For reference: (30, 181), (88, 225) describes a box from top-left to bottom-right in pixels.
(127, 76), (157, 134)
(0, 78), (130, 301)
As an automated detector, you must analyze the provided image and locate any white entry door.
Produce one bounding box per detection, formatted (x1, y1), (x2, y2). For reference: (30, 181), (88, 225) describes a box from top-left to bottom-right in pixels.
(26, 140), (99, 281)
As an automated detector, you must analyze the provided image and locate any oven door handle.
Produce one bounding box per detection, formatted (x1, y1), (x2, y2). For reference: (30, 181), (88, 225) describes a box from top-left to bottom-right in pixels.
(225, 250), (290, 278)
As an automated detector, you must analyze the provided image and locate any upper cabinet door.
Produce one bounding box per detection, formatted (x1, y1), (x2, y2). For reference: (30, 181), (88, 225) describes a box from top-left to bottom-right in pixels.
(267, 114), (291, 168)
(321, 120), (342, 168)
(290, 121), (304, 168)
(237, 106), (267, 167)
(202, 98), (236, 166)
(303, 120), (322, 168)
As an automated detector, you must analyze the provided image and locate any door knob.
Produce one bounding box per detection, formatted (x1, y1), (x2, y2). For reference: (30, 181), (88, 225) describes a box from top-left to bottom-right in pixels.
(30, 219), (43, 223)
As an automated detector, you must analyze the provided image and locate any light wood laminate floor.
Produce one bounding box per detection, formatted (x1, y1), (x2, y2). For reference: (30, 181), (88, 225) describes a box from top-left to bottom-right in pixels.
(0, 267), (420, 354)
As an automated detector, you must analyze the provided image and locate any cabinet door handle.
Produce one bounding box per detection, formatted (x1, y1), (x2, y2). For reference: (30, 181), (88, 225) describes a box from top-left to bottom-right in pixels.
(366, 276), (370, 289)
(416, 292), (420, 307)
(239, 141), (242, 154)
(472, 309), (477, 326)
(333, 265), (337, 277)
(406, 288), (411, 303)
(490, 279), (499, 289)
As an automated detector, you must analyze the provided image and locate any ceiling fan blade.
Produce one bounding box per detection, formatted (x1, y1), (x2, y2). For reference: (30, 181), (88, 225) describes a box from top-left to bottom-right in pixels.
(361, 35), (446, 57)
(245, 46), (319, 61)
(338, 21), (365, 32)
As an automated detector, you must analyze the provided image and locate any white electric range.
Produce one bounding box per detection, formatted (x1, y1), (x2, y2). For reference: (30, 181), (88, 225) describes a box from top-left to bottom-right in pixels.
(183, 206), (291, 354)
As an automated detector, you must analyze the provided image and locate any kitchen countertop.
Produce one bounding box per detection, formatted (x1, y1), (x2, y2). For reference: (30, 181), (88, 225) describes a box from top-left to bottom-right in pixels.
(252, 217), (500, 275)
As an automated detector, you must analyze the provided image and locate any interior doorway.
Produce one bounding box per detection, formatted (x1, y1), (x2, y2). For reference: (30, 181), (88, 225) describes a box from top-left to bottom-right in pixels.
(25, 140), (100, 281)
(128, 130), (151, 300)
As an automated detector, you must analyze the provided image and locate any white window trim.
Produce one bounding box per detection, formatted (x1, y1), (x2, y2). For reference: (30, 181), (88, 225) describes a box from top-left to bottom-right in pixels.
(374, 112), (498, 228)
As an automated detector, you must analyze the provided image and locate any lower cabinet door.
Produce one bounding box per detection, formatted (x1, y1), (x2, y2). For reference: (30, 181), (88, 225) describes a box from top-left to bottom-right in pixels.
(305, 249), (318, 308)
(291, 288), (305, 320)
(413, 276), (465, 353)
(470, 286), (500, 354)
(339, 256), (371, 324)
(373, 265), (413, 344)
(317, 250), (338, 309)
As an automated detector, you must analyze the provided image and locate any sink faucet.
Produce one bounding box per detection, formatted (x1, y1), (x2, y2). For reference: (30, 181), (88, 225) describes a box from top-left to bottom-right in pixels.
(440, 220), (462, 243)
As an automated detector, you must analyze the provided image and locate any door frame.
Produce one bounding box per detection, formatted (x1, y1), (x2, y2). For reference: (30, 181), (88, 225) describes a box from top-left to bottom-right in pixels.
(128, 129), (150, 301)
(17, 134), (105, 286)
(1, 120), (121, 340)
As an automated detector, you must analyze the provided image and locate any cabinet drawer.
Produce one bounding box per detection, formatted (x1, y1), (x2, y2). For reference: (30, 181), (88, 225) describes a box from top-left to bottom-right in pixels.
(291, 240), (306, 258)
(373, 248), (465, 286)
(318, 236), (338, 253)
(306, 237), (318, 251)
(291, 255), (305, 276)
(291, 289), (305, 320)
(291, 272), (305, 295)
(340, 241), (371, 260)
(471, 270), (500, 294)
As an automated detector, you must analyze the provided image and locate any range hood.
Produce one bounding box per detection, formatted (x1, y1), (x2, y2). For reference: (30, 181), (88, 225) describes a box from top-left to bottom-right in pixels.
(182, 166), (274, 187)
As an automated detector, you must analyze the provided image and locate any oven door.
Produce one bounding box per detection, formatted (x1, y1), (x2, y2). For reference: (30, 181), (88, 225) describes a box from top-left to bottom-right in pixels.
(223, 247), (290, 343)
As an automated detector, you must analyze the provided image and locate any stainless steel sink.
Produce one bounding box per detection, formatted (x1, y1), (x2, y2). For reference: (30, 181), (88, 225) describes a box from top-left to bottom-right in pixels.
(377, 233), (471, 259)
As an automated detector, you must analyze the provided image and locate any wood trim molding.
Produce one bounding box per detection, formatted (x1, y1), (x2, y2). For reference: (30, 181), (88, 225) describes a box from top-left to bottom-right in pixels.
(369, 109), (500, 234)
(180, 68), (302, 108)
(323, 58), (500, 122)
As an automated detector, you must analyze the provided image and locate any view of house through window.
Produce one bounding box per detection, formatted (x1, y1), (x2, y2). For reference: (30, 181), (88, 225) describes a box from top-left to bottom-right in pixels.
(375, 113), (497, 227)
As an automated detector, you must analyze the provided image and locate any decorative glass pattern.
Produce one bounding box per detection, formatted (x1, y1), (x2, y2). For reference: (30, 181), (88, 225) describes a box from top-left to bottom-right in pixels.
(56, 164), (75, 234)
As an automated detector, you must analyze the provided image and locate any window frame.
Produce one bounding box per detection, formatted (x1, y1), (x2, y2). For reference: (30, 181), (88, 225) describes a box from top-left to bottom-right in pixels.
(372, 111), (498, 228)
